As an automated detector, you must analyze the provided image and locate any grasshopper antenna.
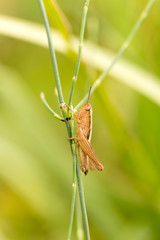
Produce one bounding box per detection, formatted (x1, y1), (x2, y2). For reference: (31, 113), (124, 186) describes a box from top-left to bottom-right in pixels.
(87, 86), (92, 104)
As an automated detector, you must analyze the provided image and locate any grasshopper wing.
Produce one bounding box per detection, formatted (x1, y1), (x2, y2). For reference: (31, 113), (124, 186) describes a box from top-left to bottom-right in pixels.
(78, 129), (104, 171)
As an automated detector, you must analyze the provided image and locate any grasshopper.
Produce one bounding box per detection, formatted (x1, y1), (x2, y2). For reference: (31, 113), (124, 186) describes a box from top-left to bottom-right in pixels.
(66, 88), (104, 175)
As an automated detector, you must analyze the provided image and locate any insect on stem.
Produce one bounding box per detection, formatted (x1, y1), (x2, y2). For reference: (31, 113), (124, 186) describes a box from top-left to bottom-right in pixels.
(66, 88), (104, 174)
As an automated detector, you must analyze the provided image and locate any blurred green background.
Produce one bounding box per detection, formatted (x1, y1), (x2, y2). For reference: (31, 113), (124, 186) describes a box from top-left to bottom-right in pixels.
(0, 0), (160, 239)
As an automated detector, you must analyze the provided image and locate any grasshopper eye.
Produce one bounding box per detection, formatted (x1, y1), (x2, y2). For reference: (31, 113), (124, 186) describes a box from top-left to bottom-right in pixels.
(86, 106), (91, 111)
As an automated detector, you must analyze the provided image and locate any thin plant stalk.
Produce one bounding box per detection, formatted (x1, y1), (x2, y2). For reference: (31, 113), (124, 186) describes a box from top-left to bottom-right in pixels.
(38, 0), (69, 129)
(75, 0), (156, 110)
(38, 0), (64, 105)
(40, 92), (64, 121)
(76, 156), (90, 240)
(68, 0), (90, 107)
(67, 146), (77, 240)
(38, 1), (90, 239)
(67, 116), (77, 240)
(68, 0), (91, 238)
(76, 191), (84, 240)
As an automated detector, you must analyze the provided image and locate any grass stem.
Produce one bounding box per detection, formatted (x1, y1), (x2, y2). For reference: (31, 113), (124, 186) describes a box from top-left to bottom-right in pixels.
(38, 0), (64, 105)
(76, 191), (84, 240)
(75, 0), (156, 110)
(40, 92), (64, 121)
(68, 0), (90, 107)
(76, 156), (90, 240)
(67, 112), (77, 240)
(67, 144), (77, 240)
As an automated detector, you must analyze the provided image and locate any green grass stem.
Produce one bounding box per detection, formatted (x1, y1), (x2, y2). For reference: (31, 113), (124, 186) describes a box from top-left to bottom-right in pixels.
(76, 157), (90, 240)
(38, 0), (64, 105)
(76, 191), (84, 240)
(75, 0), (156, 110)
(67, 149), (77, 240)
(40, 92), (64, 121)
(39, 2), (90, 239)
(68, 0), (90, 107)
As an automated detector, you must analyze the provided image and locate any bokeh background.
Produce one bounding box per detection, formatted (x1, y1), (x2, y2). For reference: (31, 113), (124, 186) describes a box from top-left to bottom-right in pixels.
(0, 0), (160, 239)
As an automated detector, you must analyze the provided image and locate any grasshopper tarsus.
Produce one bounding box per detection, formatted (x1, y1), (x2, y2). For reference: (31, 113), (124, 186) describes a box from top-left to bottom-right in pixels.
(65, 117), (71, 121)
(61, 117), (71, 122)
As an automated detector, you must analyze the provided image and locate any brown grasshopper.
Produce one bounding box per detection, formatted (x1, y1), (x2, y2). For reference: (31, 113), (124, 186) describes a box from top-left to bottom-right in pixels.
(66, 88), (104, 175)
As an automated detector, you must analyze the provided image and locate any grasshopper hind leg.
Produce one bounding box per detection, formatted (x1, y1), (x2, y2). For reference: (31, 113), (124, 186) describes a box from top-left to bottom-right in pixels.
(79, 148), (89, 175)
(84, 169), (88, 175)
(81, 166), (88, 175)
